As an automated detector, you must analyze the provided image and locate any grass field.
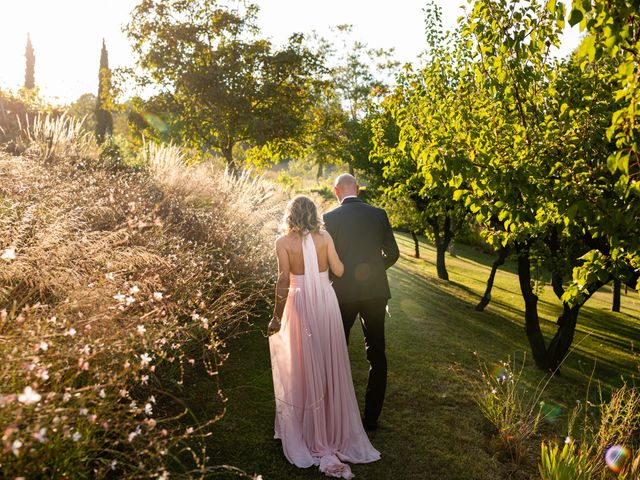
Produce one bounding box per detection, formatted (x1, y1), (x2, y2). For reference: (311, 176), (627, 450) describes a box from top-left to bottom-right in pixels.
(193, 232), (640, 480)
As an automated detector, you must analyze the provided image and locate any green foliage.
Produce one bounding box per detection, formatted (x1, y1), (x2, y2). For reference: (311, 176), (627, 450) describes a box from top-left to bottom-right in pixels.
(371, 1), (469, 280)
(539, 440), (591, 480)
(563, 0), (640, 303)
(96, 40), (114, 145)
(24, 34), (35, 90)
(66, 93), (98, 133)
(125, 0), (318, 171)
(374, 0), (639, 370)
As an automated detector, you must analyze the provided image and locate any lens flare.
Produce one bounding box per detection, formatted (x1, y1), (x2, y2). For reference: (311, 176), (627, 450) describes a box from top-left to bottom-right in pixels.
(141, 112), (169, 133)
(540, 402), (562, 423)
(491, 365), (510, 384)
(605, 445), (630, 474)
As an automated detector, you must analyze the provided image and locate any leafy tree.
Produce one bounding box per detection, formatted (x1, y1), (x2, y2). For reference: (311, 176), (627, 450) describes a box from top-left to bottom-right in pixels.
(24, 34), (35, 90)
(331, 25), (399, 175)
(304, 82), (348, 179)
(372, 2), (469, 281)
(96, 40), (114, 145)
(125, 0), (318, 172)
(66, 93), (98, 133)
(562, 0), (640, 305)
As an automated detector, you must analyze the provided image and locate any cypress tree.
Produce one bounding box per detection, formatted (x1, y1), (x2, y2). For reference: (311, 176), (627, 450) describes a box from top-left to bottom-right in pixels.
(96, 39), (113, 145)
(24, 34), (35, 89)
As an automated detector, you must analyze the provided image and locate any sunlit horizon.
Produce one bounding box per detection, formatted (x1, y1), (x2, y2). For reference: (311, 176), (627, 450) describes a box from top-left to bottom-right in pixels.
(0, 0), (584, 105)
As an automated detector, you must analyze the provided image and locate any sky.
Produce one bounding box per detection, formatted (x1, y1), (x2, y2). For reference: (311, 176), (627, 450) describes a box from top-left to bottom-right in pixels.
(0, 0), (584, 104)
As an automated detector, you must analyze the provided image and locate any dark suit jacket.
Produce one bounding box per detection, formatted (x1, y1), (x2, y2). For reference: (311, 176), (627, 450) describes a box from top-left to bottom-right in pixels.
(323, 197), (399, 304)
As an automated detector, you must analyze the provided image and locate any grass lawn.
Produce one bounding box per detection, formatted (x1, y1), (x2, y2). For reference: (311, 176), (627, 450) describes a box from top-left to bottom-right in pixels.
(194, 232), (640, 479)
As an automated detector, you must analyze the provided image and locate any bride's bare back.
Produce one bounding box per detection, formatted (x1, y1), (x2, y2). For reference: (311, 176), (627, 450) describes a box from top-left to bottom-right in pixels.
(276, 230), (343, 276)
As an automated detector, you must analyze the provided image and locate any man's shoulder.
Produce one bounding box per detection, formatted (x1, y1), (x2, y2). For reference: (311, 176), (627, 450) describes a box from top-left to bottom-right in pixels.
(322, 205), (343, 219)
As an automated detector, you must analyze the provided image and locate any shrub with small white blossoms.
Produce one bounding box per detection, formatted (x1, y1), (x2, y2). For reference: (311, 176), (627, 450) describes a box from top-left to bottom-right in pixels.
(0, 136), (280, 477)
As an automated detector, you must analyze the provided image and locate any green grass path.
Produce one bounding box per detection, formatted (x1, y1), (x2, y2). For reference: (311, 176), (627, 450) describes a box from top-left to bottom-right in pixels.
(197, 233), (640, 479)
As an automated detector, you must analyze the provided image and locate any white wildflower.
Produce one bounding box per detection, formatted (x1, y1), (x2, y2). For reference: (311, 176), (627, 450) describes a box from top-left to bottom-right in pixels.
(99, 389), (106, 399)
(140, 353), (153, 368)
(113, 293), (126, 302)
(11, 439), (23, 456)
(144, 403), (153, 416)
(141, 374), (149, 385)
(137, 325), (146, 335)
(1, 247), (16, 261)
(39, 369), (49, 381)
(565, 436), (572, 444)
(105, 272), (115, 281)
(153, 291), (163, 301)
(130, 285), (140, 295)
(36, 341), (48, 351)
(63, 392), (72, 403)
(34, 427), (47, 443)
(18, 386), (42, 405)
(110, 460), (118, 470)
(65, 328), (77, 337)
(72, 431), (82, 442)
(128, 426), (141, 442)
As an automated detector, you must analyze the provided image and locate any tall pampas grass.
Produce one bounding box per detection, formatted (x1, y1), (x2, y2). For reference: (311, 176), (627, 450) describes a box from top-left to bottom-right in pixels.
(18, 113), (95, 162)
(0, 133), (282, 477)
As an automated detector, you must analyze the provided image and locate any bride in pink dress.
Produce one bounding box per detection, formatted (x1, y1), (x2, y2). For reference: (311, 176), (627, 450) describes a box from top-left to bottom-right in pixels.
(268, 196), (381, 479)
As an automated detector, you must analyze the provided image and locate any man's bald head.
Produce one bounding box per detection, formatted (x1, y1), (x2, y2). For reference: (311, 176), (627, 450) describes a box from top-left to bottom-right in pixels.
(333, 173), (359, 202)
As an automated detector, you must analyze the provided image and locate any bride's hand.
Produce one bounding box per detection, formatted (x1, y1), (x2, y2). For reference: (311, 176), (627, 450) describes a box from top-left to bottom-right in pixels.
(268, 316), (281, 336)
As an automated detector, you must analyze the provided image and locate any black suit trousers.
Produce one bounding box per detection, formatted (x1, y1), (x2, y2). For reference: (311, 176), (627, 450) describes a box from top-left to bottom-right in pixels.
(339, 298), (388, 425)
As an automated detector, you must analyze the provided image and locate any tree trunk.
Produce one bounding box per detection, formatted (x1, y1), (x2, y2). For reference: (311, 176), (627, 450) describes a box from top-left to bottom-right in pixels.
(431, 215), (452, 281)
(222, 146), (237, 174)
(475, 246), (509, 312)
(316, 162), (324, 180)
(411, 231), (420, 258)
(612, 278), (621, 312)
(516, 245), (547, 370)
(348, 163), (354, 175)
(546, 304), (580, 372)
(546, 272), (606, 372)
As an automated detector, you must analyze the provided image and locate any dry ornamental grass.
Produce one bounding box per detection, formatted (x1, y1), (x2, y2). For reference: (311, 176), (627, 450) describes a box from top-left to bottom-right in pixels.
(0, 116), (283, 478)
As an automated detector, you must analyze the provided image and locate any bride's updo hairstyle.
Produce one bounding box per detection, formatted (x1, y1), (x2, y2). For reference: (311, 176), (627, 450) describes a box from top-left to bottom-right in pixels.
(282, 196), (322, 235)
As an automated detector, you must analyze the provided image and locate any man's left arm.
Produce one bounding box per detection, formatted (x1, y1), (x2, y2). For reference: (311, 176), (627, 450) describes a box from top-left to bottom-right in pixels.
(380, 209), (399, 269)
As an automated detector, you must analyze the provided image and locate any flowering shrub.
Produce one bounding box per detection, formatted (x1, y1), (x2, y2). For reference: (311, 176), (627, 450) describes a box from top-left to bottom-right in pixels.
(469, 355), (544, 465)
(0, 136), (281, 477)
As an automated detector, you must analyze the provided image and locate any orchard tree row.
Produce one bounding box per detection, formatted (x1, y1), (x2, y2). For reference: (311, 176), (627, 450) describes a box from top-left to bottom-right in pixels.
(370, 0), (640, 372)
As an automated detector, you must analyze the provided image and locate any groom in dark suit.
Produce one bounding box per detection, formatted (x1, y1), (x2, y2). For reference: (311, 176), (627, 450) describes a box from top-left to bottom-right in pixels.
(323, 173), (399, 431)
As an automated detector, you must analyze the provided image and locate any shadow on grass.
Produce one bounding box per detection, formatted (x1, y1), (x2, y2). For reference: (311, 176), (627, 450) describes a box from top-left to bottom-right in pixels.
(191, 232), (640, 479)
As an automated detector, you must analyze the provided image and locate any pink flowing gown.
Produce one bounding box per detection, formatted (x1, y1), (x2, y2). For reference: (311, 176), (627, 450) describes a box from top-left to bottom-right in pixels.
(269, 233), (381, 478)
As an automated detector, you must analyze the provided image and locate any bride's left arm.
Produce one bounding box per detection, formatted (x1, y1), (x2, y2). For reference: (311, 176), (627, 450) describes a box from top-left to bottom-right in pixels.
(269, 238), (290, 335)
